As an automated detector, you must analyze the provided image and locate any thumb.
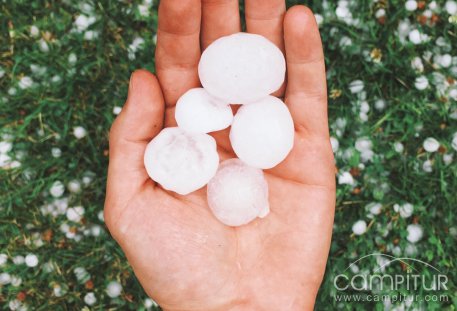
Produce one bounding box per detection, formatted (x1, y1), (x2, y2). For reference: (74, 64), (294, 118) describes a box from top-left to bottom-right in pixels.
(105, 69), (165, 225)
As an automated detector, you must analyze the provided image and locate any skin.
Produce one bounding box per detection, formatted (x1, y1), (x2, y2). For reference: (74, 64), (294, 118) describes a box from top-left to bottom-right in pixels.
(105, 1), (335, 310)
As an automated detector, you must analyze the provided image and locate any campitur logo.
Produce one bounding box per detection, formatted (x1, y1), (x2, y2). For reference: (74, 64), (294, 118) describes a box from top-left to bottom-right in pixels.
(332, 253), (449, 304)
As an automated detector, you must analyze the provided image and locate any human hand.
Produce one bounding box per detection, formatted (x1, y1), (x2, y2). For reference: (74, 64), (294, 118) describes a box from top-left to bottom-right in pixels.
(105, 1), (335, 310)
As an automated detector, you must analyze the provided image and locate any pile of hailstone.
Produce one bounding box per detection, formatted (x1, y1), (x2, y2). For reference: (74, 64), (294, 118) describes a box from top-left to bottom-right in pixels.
(144, 33), (293, 226)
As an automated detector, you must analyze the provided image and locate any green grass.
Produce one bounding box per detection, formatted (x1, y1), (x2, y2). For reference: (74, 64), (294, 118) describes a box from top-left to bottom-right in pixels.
(1, 0), (456, 310)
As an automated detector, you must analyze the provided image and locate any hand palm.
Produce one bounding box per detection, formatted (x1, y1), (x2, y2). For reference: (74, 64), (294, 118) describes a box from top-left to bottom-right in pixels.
(105, 1), (335, 310)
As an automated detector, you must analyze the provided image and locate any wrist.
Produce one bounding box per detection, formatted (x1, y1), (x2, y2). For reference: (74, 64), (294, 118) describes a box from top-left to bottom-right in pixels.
(227, 287), (317, 311)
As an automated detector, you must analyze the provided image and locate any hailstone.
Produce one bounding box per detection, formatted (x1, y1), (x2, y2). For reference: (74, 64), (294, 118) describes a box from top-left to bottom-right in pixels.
(144, 127), (219, 195)
(175, 88), (233, 133)
(230, 96), (294, 169)
(198, 32), (285, 104)
(207, 159), (269, 226)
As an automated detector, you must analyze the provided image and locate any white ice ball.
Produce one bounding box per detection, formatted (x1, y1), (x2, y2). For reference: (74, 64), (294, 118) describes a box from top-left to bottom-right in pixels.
(106, 281), (122, 298)
(414, 76), (429, 90)
(409, 29), (426, 45)
(0, 273), (11, 285)
(144, 127), (219, 195)
(207, 159), (269, 226)
(230, 96), (294, 169)
(84, 292), (97, 306)
(338, 171), (355, 185)
(66, 206), (85, 222)
(30, 25), (40, 38)
(25, 253), (39, 267)
(407, 224), (423, 243)
(423, 137), (440, 152)
(352, 220), (367, 235)
(198, 32), (285, 104)
(405, 0), (418, 11)
(399, 203), (414, 218)
(445, 1), (457, 15)
(439, 54), (452, 68)
(394, 142), (404, 153)
(175, 88), (233, 133)
(349, 80), (364, 94)
(50, 181), (65, 198)
(73, 126), (87, 139)
(67, 179), (82, 193)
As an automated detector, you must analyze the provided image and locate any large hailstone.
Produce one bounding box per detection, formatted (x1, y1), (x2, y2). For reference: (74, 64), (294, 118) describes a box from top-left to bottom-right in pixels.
(144, 127), (219, 195)
(230, 96), (294, 169)
(207, 159), (269, 226)
(175, 88), (233, 133)
(198, 32), (285, 104)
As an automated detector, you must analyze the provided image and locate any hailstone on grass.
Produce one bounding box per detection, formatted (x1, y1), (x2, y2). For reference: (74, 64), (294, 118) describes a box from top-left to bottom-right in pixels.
(230, 96), (294, 169)
(207, 159), (269, 226)
(144, 127), (219, 195)
(175, 88), (233, 133)
(198, 32), (285, 104)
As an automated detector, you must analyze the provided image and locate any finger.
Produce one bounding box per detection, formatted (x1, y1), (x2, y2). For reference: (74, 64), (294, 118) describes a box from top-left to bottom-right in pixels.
(155, 0), (201, 108)
(105, 70), (165, 222)
(201, 0), (241, 50)
(245, 0), (286, 96)
(245, 0), (285, 49)
(267, 6), (333, 186)
(284, 5), (328, 138)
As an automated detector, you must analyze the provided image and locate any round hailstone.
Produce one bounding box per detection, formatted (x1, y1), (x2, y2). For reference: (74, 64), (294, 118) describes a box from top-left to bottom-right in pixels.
(230, 96), (294, 169)
(348, 80), (364, 94)
(0, 141), (12, 154)
(423, 137), (440, 152)
(207, 159), (269, 226)
(51, 147), (62, 158)
(439, 54), (452, 68)
(352, 220), (367, 235)
(84, 292), (97, 306)
(113, 106), (122, 115)
(30, 25), (40, 38)
(445, 1), (457, 15)
(106, 281), (123, 298)
(366, 202), (382, 216)
(374, 99), (386, 111)
(399, 203), (414, 218)
(375, 9), (386, 18)
(406, 224), (423, 243)
(25, 254), (39, 267)
(409, 29), (425, 45)
(0, 272), (11, 285)
(144, 127), (219, 195)
(50, 181), (65, 198)
(67, 180), (81, 193)
(443, 153), (453, 165)
(411, 57), (424, 72)
(175, 88), (233, 133)
(394, 142), (404, 153)
(414, 76), (429, 90)
(198, 32), (285, 104)
(422, 159), (433, 172)
(66, 206), (85, 222)
(73, 126), (87, 139)
(405, 0), (418, 11)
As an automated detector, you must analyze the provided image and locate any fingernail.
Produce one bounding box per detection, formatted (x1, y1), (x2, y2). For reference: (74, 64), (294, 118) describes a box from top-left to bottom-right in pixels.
(128, 72), (135, 93)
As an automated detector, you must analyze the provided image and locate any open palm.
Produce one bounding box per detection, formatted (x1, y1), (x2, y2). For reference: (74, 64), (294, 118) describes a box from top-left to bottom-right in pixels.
(105, 1), (335, 310)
